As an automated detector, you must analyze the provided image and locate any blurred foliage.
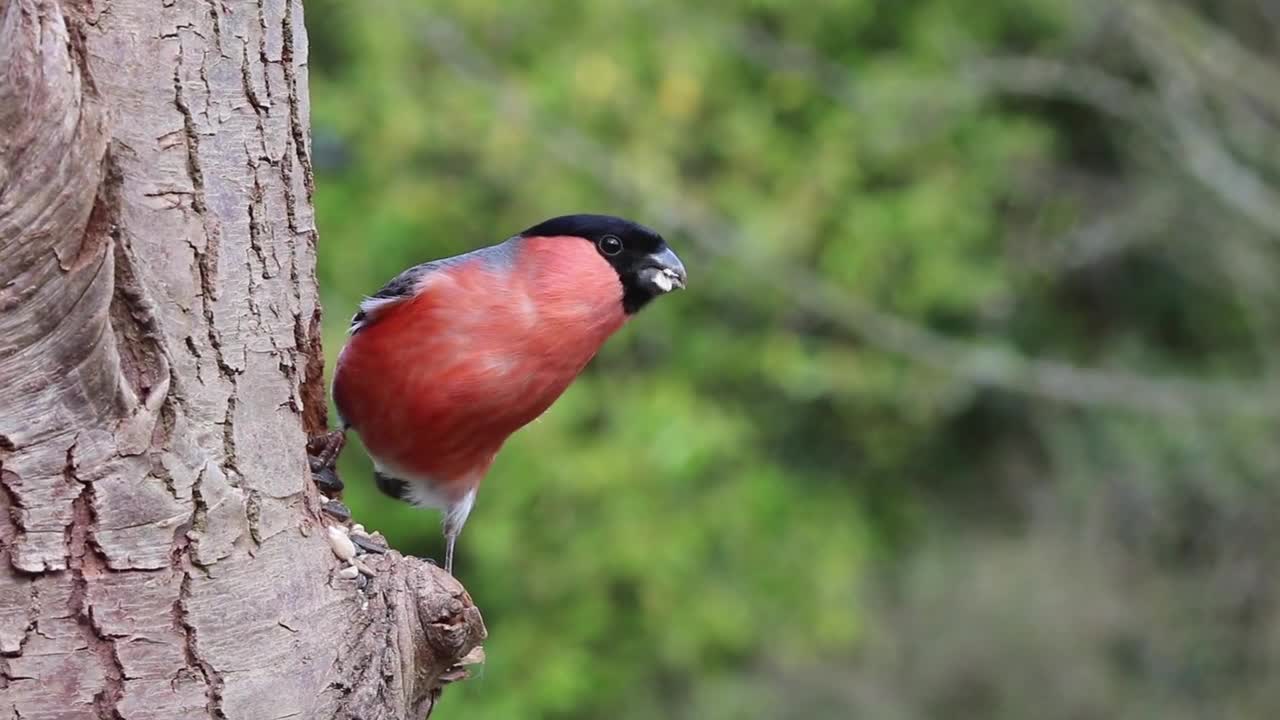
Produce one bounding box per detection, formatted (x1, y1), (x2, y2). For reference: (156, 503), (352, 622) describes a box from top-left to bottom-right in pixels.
(307, 0), (1280, 717)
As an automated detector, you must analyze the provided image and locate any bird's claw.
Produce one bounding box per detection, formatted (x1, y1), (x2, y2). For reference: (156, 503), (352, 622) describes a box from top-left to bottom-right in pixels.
(307, 429), (347, 471)
(307, 429), (347, 495)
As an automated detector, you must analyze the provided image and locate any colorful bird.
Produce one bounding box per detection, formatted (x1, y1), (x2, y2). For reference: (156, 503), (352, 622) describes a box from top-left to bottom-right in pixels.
(323, 215), (686, 573)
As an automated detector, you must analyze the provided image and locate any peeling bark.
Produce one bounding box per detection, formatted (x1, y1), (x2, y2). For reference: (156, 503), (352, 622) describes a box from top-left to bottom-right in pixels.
(0, 1), (485, 717)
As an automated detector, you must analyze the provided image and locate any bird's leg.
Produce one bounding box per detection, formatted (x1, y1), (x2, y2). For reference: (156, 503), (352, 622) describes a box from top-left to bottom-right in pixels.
(306, 428), (347, 495)
(444, 532), (456, 575)
(440, 489), (476, 575)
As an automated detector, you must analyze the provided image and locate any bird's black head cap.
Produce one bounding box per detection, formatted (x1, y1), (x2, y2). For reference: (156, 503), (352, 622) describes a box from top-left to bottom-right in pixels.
(521, 213), (687, 313)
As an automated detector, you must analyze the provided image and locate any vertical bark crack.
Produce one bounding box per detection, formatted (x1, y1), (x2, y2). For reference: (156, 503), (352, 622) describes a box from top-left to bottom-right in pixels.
(0, 438), (35, 660)
(204, 0), (224, 56)
(0, 434), (24, 548)
(253, 0), (273, 103)
(176, 572), (226, 719)
(297, 306), (328, 435)
(280, 0), (313, 201)
(174, 34), (236, 381)
(240, 41), (269, 113)
(64, 445), (125, 720)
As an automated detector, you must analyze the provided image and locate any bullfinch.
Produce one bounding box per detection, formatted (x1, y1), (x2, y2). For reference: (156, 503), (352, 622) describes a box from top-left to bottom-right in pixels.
(321, 214), (687, 573)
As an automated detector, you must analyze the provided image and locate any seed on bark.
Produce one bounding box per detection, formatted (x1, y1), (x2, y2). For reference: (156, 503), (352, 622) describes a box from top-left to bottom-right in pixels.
(327, 525), (357, 561)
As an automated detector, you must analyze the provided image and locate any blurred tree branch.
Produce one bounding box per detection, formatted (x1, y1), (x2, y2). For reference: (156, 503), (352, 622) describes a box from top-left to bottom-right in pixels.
(416, 10), (1280, 419)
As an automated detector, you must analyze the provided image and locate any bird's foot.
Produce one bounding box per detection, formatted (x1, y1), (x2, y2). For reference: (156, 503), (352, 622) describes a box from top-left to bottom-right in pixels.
(307, 429), (347, 495)
(307, 428), (347, 469)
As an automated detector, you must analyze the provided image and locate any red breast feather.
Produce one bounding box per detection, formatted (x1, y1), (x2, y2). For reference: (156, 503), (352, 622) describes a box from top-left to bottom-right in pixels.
(333, 235), (628, 502)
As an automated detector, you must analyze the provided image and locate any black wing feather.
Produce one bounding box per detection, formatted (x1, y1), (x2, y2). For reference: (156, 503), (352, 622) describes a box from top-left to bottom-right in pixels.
(348, 261), (441, 331)
(348, 242), (518, 333)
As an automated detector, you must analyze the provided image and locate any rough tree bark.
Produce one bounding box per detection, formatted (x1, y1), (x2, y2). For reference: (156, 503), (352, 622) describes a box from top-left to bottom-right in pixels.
(0, 1), (485, 718)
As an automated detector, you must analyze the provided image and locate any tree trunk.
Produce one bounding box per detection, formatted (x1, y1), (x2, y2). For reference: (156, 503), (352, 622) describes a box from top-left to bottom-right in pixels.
(0, 1), (485, 718)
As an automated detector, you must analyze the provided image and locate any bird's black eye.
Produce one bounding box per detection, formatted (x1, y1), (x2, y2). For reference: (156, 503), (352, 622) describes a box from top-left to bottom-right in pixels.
(598, 235), (624, 256)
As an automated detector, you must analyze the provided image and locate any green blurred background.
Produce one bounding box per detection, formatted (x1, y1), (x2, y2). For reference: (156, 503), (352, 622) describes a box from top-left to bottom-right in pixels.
(306, 1), (1280, 717)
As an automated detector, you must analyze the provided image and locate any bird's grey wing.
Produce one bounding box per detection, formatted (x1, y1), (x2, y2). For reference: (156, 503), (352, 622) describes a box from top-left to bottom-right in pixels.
(348, 240), (519, 334)
(348, 261), (441, 333)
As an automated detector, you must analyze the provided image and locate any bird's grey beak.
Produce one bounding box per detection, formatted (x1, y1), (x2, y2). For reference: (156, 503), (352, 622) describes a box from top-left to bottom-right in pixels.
(641, 247), (687, 294)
